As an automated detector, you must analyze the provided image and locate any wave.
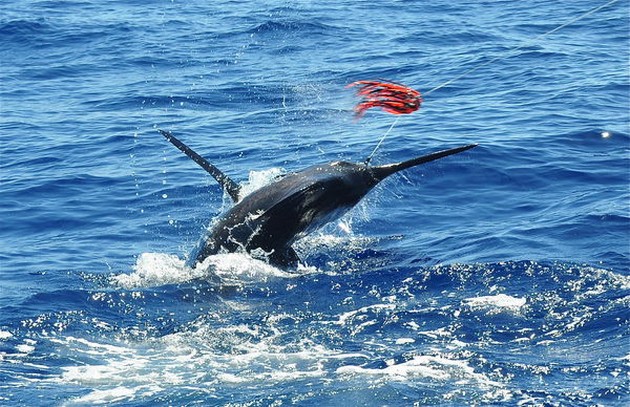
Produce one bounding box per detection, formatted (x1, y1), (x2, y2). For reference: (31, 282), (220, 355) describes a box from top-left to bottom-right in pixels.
(248, 20), (336, 36)
(0, 18), (53, 39)
(5, 259), (624, 405)
(0, 18), (134, 50)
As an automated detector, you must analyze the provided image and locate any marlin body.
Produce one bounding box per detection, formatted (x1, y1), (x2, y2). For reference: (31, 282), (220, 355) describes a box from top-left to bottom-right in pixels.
(159, 130), (476, 268)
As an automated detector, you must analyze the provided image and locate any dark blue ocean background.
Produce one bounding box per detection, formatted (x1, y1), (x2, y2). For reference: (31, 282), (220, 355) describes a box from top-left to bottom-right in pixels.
(1, 0), (629, 405)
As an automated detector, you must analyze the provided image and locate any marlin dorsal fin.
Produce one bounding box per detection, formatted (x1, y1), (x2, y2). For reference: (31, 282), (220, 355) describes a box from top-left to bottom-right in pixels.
(159, 129), (241, 202)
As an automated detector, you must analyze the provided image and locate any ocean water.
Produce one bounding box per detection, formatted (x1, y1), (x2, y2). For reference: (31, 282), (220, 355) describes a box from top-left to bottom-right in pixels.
(1, 0), (629, 405)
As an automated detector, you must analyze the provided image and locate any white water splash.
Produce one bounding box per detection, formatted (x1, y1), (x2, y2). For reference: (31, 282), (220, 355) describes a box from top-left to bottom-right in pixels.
(336, 354), (502, 387)
(239, 167), (285, 198)
(110, 253), (190, 289)
(51, 320), (369, 405)
(110, 252), (307, 289)
(197, 252), (302, 284)
(0, 331), (13, 340)
(462, 294), (526, 312)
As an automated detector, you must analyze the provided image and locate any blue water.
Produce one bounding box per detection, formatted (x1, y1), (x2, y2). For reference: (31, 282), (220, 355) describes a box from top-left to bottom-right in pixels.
(1, 0), (629, 405)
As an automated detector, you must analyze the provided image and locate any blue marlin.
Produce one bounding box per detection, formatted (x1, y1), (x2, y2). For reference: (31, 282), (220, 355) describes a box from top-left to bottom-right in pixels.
(159, 130), (476, 268)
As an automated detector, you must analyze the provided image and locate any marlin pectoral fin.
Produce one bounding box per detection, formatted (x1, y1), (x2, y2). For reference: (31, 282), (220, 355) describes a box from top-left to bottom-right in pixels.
(268, 247), (300, 269)
(158, 129), (241, 202)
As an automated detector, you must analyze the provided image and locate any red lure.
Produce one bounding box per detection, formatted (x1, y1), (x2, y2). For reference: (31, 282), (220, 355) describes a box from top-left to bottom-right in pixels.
(347, 80), (423, 118)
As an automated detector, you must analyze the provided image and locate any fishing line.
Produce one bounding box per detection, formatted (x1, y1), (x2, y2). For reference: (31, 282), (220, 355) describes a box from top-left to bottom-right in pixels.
(364, 0), (620, 163)
(365, 116), (400, 165)
(424, 0), (621, 96)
